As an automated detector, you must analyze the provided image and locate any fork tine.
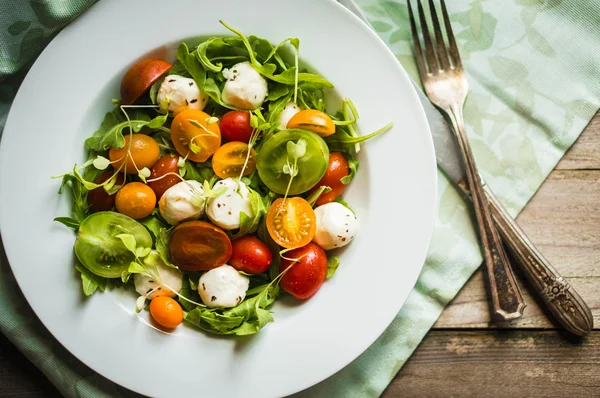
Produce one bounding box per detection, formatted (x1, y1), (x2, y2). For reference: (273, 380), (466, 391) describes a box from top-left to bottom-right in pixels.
(416, 0), (439, 74)
(407, 0), (429, 79)
(428, 0), (450, 71)
(440, 0), (462, 69)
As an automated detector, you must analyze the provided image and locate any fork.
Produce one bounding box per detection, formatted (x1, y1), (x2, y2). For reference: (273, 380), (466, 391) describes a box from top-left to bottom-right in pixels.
(408, 0), (526, 320)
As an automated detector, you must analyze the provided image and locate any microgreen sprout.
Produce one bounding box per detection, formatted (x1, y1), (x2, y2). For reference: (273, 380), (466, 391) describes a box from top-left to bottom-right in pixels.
(276, 138), (307, 215)
(340, 98), (361, 153)
(306, 185), (332, 207)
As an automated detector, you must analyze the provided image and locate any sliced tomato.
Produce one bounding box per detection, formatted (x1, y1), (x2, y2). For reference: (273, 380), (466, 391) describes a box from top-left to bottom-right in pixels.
(169, 220), (232, 271)
(309, 152), (350, 205)
(212, 141), (256, 179)
(171, 109), (221, 162)
(266, 197), (316, 249)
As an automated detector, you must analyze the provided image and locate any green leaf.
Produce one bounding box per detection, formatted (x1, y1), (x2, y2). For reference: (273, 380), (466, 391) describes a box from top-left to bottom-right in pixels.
(156, 227), (175, 267)
(57, 172), (90, 222)
(182, 160), (216, 185)
(468, 1), (484, 38)
(128, 261), (146, 274)
(526, 27), (556, 57)
(520, 7), (538, 25)
(388, 28), (411, 44)
(335, 197), (355, 215)
(196, 37), (226, 72)
(139, 214), (167, 242)
(176, 42), (206, 85)
(488, 56), (529, 84)
(340, 153), (359, 185)
(75, 262), (107, 296)
(116, 234), (137, 254)
(267, 84), (290, 101)
(230, 187), (268, 239)
(306, 186), (332, 207)
(53, 217), (80, 231)
(326, 256), (340, 279)
(136, 247), (151, 258)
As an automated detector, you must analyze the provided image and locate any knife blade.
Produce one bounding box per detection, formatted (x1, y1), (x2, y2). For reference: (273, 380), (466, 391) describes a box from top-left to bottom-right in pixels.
(338, 0), (594, 335)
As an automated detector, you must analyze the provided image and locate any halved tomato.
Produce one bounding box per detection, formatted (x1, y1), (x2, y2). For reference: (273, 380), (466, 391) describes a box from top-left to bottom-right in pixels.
(169, 220), (232, 271)
(212, 141), (256, 179)
(266, 197), (316, 249)
(120, 59), (172, 105)
(171, 109), (221, 163)
(286, 109), (336, 137)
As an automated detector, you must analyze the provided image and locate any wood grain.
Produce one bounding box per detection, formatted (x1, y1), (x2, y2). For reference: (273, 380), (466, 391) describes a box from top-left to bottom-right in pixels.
(384, 330), (600, 397)
(557, 111), (600, 169)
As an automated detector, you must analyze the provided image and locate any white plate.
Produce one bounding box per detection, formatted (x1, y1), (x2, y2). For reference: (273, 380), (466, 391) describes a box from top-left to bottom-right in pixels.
(0, 0), (436, 397)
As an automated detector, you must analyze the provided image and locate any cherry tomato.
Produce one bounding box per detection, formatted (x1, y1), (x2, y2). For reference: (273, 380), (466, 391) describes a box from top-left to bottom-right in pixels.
(149, 296), (183, 329)
(266, 197), (316, 249)
(171, 109), (221, 162)
(229, 236), (273, 274)
(256, 129), (329, 195)
(280, 243), (328, 299)
(109, 134), (160, 174)
(211, 141), (256, 179)
(115, 182), (157, 219)
(287, 109), (336, 137)
(309, 152), (350, 206)
(220, 110), (253, 142)
(148, 154), (180, 199)
(120, 59), (172, 105)
(87, 170), (124, 213)
(169, 220), (232, 271)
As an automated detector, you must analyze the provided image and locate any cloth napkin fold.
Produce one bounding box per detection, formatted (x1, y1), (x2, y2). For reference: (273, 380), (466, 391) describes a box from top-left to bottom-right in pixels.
(1, 1), (599, 397)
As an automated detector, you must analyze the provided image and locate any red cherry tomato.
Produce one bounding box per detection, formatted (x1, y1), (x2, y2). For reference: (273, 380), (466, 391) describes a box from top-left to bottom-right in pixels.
(220, 110), (253, 142)
(280, 243), (328, 299)
(229, 236), (273, 274)
(309, 152), (349, 206)
(148, 154), (180, 199)
(87, 170), (124, 213)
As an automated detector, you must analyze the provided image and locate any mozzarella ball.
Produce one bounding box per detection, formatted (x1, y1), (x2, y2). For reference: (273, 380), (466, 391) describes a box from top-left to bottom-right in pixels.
(134, 252), (183, 299)
(206, 178), (253, 230)
(278, 101), (301, 130)
(158, 180), (205, 225)
(157, 75), (208, 115)
(313, 202), (360, 250)
(198, 265), (250, 308)
(221, 62), (268, 110)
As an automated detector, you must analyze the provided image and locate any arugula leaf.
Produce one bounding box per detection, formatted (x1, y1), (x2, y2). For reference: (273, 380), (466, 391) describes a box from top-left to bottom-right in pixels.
(75, 262), (107, 296)
(116, 234), (137, 254)
(156, 227), (175, 268)
(54, 217), (80, 231)
(84, 108), (169, 152)
(178, 276), (202, 312)
(340, 153), (359, 185)
(181, 160), (217, 186)
(184, 307), (245, 334)
(176, 42), (206, 85)
(326, 256), (340, 279)
(335, 197), (355, 215)
(267, 83), (290, 102)
(56, 174), (89, 224)
(257, 219), (281, 281)
(230, 187), (269, 239)
(139, 213), (167, 243)
(196, 37), (227, 72)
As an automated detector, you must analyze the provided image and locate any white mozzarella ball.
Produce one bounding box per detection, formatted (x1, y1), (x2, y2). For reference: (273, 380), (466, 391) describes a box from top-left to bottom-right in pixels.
(221, 62), (268, 110)
(198, 265), (249, 308)
(134, 252), (183, 299)
(313, 202), (360, 250)
(206, 178), (253, 230)
(278, 101), (301, 130)
(157, 75), (208, 115)
(158, 180), (205, 225)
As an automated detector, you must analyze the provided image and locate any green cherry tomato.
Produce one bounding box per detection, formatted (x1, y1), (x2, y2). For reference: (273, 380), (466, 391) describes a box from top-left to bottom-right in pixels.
(256, 129), (329, 195)
(74, 212), (153, 278)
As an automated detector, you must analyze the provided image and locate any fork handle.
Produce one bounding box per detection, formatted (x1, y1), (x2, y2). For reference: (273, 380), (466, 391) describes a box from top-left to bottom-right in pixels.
(447, 104), (526, 321)
(483, 184), (593, 335)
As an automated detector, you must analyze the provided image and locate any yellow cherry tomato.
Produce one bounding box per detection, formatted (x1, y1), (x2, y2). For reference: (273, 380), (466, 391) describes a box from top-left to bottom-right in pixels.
(109, 134), (160, 174)
(266, 197), (316, 249)
(149, 296), (183, 329)
(286, 109), (335, 137)
(115, 182), (156, 220)
(211, 141), (256, 179)
(171, 109), (221, 162)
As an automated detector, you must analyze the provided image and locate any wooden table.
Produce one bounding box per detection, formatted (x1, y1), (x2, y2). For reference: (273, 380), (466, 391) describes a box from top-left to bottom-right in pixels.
(1, 114), (599, 397)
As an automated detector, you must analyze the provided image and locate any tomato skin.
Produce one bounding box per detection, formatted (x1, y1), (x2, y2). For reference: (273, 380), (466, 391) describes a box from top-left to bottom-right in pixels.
(220, 111), (253, 142)
(309, 152), (350, 206)
(229, 236), (273, 274)
(120, 59), (172, 105)
(212, 141), (256, 179)
(287, 109), (336, 137)
(109, 134), (161, 174)
(87, 170), (124, 213)
(171, 109), (221, 162)
(149, 296), (183, 329)
(148, 154), (180, 199)
(266, 197), (316, 249)
(169, 220), (232, 271)
(280, 243), (328, 299)
(115, 182), (157, 220)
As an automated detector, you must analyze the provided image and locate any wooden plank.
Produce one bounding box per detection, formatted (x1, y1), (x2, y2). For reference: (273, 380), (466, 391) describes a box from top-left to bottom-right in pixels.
(385, 330), (600, 397)
(557, 111), (600, 170)
(435, 169), (600, 329)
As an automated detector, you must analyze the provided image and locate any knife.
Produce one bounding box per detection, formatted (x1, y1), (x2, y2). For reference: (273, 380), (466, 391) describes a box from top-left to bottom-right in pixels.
(339, 0), (593, 336)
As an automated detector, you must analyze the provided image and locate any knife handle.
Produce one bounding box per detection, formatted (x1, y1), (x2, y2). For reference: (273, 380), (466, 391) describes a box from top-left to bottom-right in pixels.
(448, 105), (526, 321)
(483, 184), (594, 336)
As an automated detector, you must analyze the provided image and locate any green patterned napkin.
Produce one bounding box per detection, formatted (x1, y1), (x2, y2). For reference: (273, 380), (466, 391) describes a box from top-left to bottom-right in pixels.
(1, 1), (599, 397)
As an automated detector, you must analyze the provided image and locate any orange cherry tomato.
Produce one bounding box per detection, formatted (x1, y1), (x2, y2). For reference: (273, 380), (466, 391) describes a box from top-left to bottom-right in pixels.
(115, 182), (157, 219)
(149, 296), (183, 329)
(308, 152), (350, 206)
(286, 109), (335, 137)
(211, 141), (256, 179)
(148, 154), (181, 199)
(87, 170), (124, 213)
(109, 134), (160, 174)
(266, 197), (316, 249)
(171, 109), (221, 163)
(169, 220), (232, 271)
(120, 59), (172, 105)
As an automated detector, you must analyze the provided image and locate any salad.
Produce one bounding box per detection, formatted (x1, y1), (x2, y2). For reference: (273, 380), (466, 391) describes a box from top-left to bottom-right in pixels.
(54, 21), (391, 336)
